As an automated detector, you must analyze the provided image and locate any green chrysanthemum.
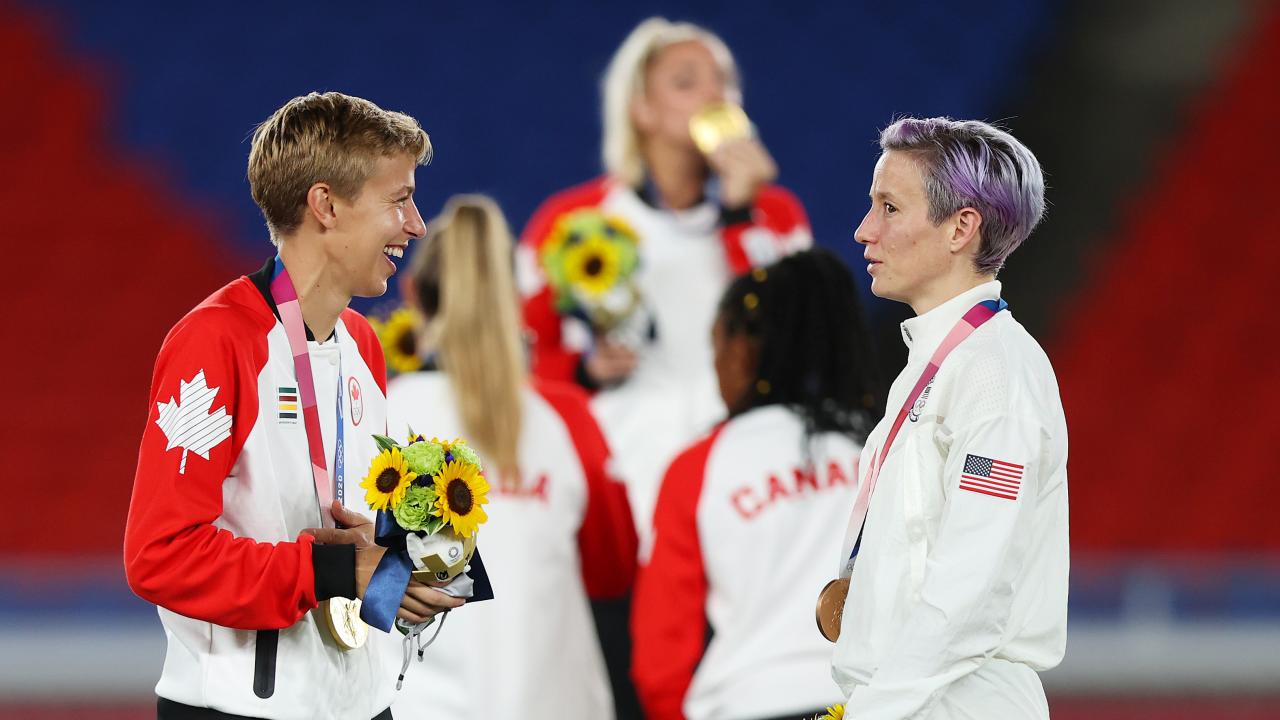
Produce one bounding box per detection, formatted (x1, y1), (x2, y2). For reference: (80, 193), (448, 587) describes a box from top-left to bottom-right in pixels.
(449, 442), (482, 471)
(393, 484), (438, 532)
(402, 441), (445, 478)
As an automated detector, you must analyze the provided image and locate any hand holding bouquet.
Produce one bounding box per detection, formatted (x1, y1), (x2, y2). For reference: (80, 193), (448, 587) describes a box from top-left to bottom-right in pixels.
(356, 432), (490, 633)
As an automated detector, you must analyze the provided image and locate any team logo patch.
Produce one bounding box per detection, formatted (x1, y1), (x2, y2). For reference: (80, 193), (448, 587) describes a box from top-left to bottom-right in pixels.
(348, 376), (364, 426)
(278, 386), (299, 423)
(959, 454), (1024, 500)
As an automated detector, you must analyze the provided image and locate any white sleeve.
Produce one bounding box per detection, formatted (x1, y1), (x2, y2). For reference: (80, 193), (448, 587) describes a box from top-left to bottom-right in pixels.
(842, 412), (1046, 719)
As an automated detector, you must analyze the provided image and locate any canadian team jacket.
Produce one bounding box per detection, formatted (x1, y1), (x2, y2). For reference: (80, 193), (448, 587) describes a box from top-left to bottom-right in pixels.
(517, 176), (812, 388)
(124, 258), (397, 720)
(516, 177), (812, 552)
(633, 405), (860, 720)
(386, 371), (637, 719)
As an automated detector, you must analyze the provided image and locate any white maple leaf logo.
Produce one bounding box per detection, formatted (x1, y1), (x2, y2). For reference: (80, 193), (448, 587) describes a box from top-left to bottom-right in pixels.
(155, 369), (233, 475)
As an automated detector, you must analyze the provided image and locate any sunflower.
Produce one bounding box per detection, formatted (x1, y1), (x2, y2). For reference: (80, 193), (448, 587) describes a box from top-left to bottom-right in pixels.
(360, 447), (417, 511)
(563, 235), (621, 298)
(817, 705), (844, 720)
(433, 460), (490, 538)
(603, 214), (640, 248)
(539, 210), (640, 313)
(371, 308), (420, 375)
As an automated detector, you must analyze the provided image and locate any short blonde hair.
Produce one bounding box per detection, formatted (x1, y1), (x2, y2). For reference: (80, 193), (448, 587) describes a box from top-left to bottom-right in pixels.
(601, 17), (741, 186)
(248, 91), (432, 240)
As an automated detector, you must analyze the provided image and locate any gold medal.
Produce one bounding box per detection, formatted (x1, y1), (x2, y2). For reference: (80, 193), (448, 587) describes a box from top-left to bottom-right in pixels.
(815, 577), (850, 643)
(689, 102), (753, 155)
(321, 597), (369, 651)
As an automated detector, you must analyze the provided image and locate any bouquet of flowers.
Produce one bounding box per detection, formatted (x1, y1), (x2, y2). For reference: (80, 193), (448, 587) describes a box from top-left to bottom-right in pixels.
(540, 208), (651, 344)
(355, 432), (491, 634)
(370, 307), (422, 377)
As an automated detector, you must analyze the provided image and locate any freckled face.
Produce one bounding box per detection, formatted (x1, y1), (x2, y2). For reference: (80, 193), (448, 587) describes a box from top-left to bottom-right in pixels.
(853, 151), (953, 305)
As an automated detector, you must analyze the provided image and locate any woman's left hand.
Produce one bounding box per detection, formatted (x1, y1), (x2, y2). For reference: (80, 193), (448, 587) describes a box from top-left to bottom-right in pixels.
(709, 137), (778, 211)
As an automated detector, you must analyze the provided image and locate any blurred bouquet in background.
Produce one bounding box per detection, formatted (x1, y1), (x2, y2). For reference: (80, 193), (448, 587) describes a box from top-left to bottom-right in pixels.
(539, 208), (652, 348)
(370, 307), (422, 377)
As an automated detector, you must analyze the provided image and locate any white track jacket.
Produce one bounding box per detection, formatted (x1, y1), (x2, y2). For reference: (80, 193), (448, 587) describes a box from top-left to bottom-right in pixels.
(635, 405), (860, 719)
(832, 281), (1070, 720)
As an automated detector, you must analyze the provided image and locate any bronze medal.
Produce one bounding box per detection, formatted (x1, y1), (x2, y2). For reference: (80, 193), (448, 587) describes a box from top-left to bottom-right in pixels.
(321, 597), (369, 651)
(815, 577), (850, 643)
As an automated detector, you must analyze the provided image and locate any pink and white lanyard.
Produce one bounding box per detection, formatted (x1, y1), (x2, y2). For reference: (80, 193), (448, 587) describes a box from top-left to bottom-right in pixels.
(842, 298), (1007, 577)
(270, 256), (345, 529)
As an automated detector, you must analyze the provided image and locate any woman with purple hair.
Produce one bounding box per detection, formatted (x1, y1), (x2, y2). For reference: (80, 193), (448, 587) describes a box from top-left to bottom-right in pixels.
(825, 117), (1068, 719)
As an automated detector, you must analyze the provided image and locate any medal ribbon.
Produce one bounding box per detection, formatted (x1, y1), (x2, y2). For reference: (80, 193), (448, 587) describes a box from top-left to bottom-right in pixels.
(270, 256), (344, 529)
(841, 298), (1008, 577)
(271, 256), (407, 634)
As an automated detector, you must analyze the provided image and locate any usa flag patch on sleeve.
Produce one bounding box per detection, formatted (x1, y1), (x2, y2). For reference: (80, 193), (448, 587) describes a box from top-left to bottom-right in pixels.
(960, 454), (1023, 500)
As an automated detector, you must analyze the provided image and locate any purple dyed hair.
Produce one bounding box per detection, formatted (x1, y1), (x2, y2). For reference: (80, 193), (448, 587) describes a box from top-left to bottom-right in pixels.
(880, 117), (1045, 275)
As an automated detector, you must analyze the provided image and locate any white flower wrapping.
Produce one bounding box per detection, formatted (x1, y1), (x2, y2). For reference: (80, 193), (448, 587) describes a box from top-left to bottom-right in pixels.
(405, 529), (477, 583)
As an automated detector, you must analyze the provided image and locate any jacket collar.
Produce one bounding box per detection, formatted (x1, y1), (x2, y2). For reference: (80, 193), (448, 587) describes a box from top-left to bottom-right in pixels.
(247, 255), (333, 342)
(899, 280), (1002, 363)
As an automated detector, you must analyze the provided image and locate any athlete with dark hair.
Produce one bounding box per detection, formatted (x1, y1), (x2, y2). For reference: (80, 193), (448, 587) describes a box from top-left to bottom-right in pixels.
(713, 248), (883, 439)
(632, 249), (880, 720)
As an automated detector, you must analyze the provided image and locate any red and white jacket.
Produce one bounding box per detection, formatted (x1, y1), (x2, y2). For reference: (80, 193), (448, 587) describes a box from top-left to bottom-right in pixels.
(124, 259), (396, 720)
(632, 405), (861, 720)
(385, 372), (637, 719)
(517, 177), (811, 551)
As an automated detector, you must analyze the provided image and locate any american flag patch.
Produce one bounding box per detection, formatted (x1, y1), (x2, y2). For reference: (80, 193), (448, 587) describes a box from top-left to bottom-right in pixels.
(278, 386), (298, 422)
(960, 454), (1023, 500)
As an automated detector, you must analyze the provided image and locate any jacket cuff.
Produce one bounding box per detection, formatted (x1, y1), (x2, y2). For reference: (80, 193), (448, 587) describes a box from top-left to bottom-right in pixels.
(718, 204), (753, 227)
(312, 543), (356, 601)
(574, 353), (602, 392)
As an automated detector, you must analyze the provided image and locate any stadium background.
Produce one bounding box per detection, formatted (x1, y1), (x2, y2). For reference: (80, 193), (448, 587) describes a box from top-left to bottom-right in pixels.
(2, 0), (1278, 717)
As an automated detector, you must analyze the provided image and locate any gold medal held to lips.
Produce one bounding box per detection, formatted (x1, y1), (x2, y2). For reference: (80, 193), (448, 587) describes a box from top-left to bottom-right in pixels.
(321, 597), (369, 651)
(689, 102), (753, 155)
(815, 577), (850, 643)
